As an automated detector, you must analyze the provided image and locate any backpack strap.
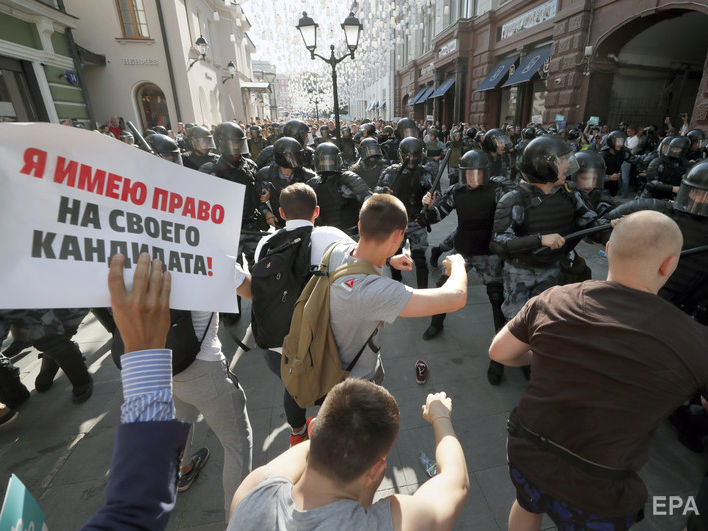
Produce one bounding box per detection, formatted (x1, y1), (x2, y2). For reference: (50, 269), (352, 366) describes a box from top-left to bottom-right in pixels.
(345, 325), (381, 372)
(199, 312), (214, 346)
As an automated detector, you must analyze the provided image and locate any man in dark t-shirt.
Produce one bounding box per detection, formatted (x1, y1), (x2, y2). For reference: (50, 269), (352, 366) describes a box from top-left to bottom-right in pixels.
(489, 210), (708, 531)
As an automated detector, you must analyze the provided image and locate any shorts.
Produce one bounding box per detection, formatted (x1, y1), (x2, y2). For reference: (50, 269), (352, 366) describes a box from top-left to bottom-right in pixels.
(509, 465), (643, 531)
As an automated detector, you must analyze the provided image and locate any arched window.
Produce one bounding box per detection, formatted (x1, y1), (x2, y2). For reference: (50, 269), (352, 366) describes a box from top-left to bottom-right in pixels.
(135, 83), (171, 130)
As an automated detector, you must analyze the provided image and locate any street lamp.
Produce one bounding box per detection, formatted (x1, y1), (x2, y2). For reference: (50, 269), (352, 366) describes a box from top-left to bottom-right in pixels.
(296, 11), (362, 148)
(308, 88), (324, 121)
(222, 60), (237, 83)
(187, 35), (208, 71)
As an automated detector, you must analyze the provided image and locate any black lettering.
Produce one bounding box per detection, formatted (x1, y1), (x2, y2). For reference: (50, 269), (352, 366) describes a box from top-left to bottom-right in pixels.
(109, 210), (125, 232)
(193, 255), (207, 276)
(185, 226), (199, 246)
(151, 247), (166, 271)
(161, 219), (174, 242)
(181, 252), (193, 274)
(126, 212), (142, 234)
(168, 250), (182, 272)
(57, 196), (80, 225)
(58, 235), (82, 261)
(80, 202), (101, 229)
(110, 241), (129, 267)
(144, 217), (159, 238)
(32, 230), (56, 258)
(130, 242), (151, 265)
(83, 237), (106, 263)
(174, 223), (185, 244)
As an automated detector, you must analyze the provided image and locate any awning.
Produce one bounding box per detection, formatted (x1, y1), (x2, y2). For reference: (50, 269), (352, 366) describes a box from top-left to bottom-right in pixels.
(408, 87), (428, 105)
(430, 76), (456, 98)
(240, 81), (270, 92)
(502, 45), (552, 87)
(475, 55), (519, 92)
(77, 44), (106, 67)
(415, 86), (436, 104)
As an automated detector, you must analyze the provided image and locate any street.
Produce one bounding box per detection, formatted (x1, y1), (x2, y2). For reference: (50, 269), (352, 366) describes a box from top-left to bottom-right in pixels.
(1, 202), (704, 530)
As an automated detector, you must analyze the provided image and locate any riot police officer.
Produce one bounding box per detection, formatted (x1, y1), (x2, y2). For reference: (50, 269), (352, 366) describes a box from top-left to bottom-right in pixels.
(601, 130), (629, 197)
(199, 123), (261, 268)
(396, 118), (419, 140)
(119, 130), (135, 146)
(351, 137), (389, 189)
(248, 125), (269, 160)
(687, 129), (706, 162)
(376, 137), (434, 288)
(151, 133), (183, 164)
(183, 126), (218, 170)
(643, 136), (690, 199)
(283, 119), (314, 170)
(463, 127), (479, 152)
(420, 150), (513, 340)
(256, 136), (316, 228)
(378, 124), (394, 145)
(424, 128), (446, 181)
(572, 150), (618, 217)
(445, 129), (466, 186)
(266, 122), (280, 146)
(482, 128), (510, 178)
(360, 122), (376, 139)
(381, 125), (400, 164)
(340, 126), (357, 167)
(314, 125), (332, 146)
(306, 143), (371, 236)
(490, 136), (598, 385)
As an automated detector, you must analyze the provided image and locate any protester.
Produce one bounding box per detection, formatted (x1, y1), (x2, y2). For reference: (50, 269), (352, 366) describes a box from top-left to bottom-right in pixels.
(489, 210), (708, 531)
(229, 381), (469, 530)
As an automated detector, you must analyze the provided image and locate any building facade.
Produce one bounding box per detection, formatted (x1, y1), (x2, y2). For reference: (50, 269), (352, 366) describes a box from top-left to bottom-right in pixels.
(64, 0), (256, 131)
(396, 0), (708, 132)
(0, 0), (95, 126)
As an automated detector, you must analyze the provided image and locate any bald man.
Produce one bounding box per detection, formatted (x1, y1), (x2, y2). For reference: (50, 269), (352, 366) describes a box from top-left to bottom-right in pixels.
(488, 210), (708, 531)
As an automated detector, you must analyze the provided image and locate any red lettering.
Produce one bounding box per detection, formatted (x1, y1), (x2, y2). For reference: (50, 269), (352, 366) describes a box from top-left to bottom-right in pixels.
(182, 197), (196, 218)
(152, 188), (169, 211)
(168, 192), (183, 213)
(53, 156), (77, 186)
(20, 148), (47, 178)
(105, 173), (121, 199)
(197, 200), (210, 221)
(211, 204), (225, 224)
(121, 178), (147, 205)
(78, 165), (106, 194)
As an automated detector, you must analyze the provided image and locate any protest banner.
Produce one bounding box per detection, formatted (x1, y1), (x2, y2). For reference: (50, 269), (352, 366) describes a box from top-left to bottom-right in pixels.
(0, 123), (245, 313)
(0, 474), (48, 531)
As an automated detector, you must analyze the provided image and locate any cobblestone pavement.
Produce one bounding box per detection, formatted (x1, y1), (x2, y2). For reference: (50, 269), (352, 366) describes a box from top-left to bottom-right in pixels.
(1, 194), (704, 530)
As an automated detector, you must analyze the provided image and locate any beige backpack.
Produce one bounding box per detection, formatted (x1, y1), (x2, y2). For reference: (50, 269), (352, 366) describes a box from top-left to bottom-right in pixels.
(281, 243), (379, 408)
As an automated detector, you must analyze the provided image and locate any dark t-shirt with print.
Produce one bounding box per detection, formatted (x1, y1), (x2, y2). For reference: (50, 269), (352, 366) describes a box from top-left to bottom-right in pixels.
(506, 280), (708, 517)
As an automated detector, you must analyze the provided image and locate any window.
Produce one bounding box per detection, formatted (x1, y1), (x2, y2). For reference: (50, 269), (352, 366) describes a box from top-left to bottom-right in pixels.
(135, 83), (170, 129)
(116, 0), (149, 38)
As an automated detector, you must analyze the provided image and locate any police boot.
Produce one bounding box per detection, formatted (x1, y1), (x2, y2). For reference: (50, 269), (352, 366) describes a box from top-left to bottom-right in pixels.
(415, 265), (429, 289)
(34, 353), (60, 392)
(0, 355), (30, 409)
(429, 246), (443, 267)
(486, 282), (507, 333)
(423, 313), (445, 340)
(487, 361), (504, 386)
(41, 340), (93, 403)
(1, 340), (31, 359)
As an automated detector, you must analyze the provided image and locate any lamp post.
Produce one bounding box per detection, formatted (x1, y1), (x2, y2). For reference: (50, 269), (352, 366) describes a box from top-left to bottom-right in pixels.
(296, 11), (362, 148)
(308, 88), (324, 121)
(187, 35), (208, 71)
(222, 60), (237, 83)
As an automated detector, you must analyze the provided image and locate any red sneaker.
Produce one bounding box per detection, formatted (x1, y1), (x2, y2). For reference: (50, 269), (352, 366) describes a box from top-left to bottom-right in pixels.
(416, 360), (428, 385)
(289, 416), (316, 447)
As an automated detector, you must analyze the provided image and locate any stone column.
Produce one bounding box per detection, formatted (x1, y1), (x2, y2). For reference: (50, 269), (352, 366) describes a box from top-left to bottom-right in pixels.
(433, 68), (443, 125)
(453, 56), (468, 123)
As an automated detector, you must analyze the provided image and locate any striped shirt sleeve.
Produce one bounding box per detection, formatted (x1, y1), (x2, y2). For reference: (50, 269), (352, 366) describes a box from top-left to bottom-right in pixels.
(120, 349), (174, 424)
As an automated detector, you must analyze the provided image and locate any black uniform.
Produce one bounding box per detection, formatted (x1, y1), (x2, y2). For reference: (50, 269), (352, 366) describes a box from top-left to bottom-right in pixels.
(183, 150), (218, 171)
(351, 157), (389, 190)
(306, 171), (371, 236)
(248, 137), (269, 161)
(255, 163), (316, 228)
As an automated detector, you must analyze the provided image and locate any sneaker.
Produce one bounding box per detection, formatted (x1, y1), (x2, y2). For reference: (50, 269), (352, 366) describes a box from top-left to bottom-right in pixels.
(178, 447), (210, 493)
(415, 360), (428, 385)
(429, 246), (443, 267)
(289, 417), (315, 447)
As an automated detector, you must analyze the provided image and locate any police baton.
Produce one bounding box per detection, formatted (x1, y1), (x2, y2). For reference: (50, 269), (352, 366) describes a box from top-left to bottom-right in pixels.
(533, 223), (612, 254)
(417, 149), (452, 232)
(681, 244), (708, 257)
(127, 120), (154, 154)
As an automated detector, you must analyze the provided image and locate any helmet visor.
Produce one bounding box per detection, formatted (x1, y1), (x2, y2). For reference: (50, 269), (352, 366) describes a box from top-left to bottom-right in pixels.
(159, 151), (182, 165)
(280, 151), (303, 169)
(400, 128), (417, 139)
(361, 143), (382, 159)
(316, 154), (341, 173)
(676, 184), (708, 217)
(614, 137), (624, 150)
(555, 152), (580, 178)
(194, 136), (216, 152)
(668, 146), (683, 159)
(223, 138), (248, 155)
(575, 168), (603, 193)
(121, 136), (134, 145)
(463, 169), (486, 188)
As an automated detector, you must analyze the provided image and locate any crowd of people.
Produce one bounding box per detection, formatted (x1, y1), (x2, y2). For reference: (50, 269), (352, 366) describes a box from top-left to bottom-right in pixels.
(1, 112), (707, 530)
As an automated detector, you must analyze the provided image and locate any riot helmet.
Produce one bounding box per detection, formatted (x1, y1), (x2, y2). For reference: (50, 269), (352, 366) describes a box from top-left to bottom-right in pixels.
(359, 137), (383, 159)
(482, 129), (508, 154)
(675, 160), (708, 217)
(383, 125), (394, 136)
(214, 122), (249, 159)
(465, 127), (477, 139)
(572, 150), (606, 194)
(428, 128), (438, 140)
(451, 130), (463, 142)
(687, 129), (705, 151)
(474, 131), (485, 144)
(658, 136), (674, 157)
(567, 128), (580, 141)
(153, 125), (168, 136)
(250, 125), (262, 138)
(521, 127), (536, 140)
(396, 118), (418, 140)
(119, 130), (134, 145)
(458, 150), (490, 188)
(283, 119), (310, 147)
(520, 136), (580, 184)
(399, 137), (424, 168)
(151, 134), (182, 165)
(361, 123), (376, 137)
(273, 137), (304, 169)
(668, 136), (690, 159)
(606, 130), (625, 151)
(143, 129), (156, 137)
(341, 126), (352, 139)
(190, 125), (216, 154)
(314, 142), (343, 174)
